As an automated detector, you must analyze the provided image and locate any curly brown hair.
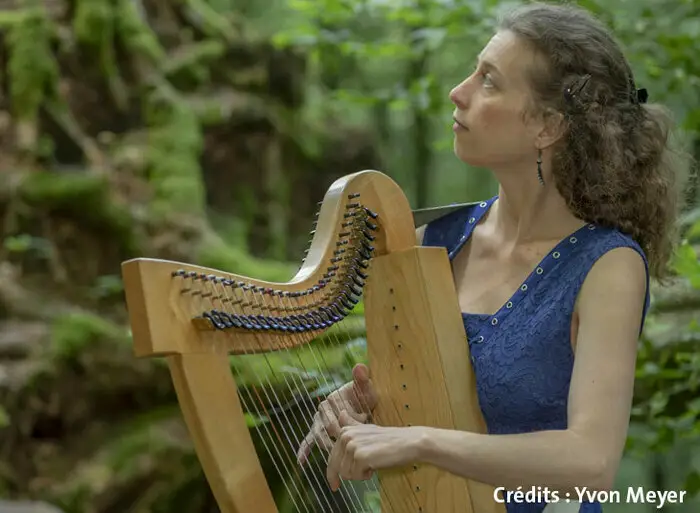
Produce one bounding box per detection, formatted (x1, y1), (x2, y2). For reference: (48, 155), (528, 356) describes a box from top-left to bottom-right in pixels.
(499, 2), (689, 281)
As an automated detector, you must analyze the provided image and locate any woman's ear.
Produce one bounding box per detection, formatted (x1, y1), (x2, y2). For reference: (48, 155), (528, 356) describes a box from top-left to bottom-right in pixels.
(537, 108), (568, 149)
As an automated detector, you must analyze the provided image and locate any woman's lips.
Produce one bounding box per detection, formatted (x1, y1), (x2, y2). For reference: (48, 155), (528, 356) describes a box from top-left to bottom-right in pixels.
(453, 117), (468, 131)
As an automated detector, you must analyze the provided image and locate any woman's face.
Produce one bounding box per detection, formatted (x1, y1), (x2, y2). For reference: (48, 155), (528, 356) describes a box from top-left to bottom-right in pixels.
(450, 30), (546, 170)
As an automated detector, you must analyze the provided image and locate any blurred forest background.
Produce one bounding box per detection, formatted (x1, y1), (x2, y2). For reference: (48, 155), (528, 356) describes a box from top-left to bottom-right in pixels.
(0, 0), (699, 512)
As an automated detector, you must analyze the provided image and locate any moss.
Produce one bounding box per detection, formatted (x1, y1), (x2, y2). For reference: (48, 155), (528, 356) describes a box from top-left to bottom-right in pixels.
(20, 170), (105, 207)
(47, 406), (190, 513)
(6, 2), (59, 122)
(163, 40), (227, 75)
(144, 96), (207, 220)
(181, 0), (241, 42)
(115, 0), (167, 64)
(72, 0), (113, 46)
(72, 0), (126, 108)
(101, 407), (181, 476)
(18, 171), (138, 255)
(50, 311), (128, 363)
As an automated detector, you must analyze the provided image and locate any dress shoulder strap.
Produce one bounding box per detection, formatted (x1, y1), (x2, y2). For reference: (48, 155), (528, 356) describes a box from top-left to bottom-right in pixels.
(412, 201), (480, 227)
(420, 198), (497, 256)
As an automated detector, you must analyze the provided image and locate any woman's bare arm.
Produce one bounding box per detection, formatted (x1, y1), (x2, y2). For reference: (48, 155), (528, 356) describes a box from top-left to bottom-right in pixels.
(415, 246), (647, 494)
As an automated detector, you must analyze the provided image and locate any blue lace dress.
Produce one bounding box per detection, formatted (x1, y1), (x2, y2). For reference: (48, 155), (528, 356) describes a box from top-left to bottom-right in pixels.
(420, 197), (650, 513)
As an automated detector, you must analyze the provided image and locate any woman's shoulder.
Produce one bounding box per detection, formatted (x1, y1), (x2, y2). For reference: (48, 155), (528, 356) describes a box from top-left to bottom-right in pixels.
(419, 197), (496, 248)
(573, 224), (649, 269)
(568, 224), (651, 334)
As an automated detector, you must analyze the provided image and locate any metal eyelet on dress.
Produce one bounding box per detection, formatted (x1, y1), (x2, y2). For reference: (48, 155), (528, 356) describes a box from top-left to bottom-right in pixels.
(570, 236), (577, 243)
(474, 335), (484, 343)
(553, 251), (560, 259)
(506, 301), (513, 308)
(536, 267), (543, 274)
(469, 217), (476, 224)
(588, 225), (595, 230)
(521, 284), (528, 291)
(480, 202), (487, 207)
(491, 318), (498, 325)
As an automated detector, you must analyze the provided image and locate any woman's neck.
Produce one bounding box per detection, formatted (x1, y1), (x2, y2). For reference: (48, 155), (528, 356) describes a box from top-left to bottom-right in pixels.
(489, 175), (584, 249)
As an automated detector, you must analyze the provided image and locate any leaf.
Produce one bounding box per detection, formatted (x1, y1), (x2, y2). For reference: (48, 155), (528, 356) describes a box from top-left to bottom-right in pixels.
(672, 241), (700, 288)
(649, 391), (669, 416)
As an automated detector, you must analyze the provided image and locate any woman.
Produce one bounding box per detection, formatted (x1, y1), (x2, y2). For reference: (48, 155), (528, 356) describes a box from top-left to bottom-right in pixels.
(297, 3), (684, 512)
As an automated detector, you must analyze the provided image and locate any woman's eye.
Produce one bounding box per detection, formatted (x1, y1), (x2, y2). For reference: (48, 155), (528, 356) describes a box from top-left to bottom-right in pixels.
(476, 72), (493, 88)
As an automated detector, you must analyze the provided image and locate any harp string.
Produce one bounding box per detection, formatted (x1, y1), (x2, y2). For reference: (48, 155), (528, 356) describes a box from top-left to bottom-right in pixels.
(193, 274), (316, 511)
(238, 280), (351, 512)
(330, 209), (419, 513)
(268, 202), (410, 513)
(272, 286), (369, 512)
(289, 240), (387, 506)
(274, 203), (407, 513)
(180, 198), (419, 512)
(224, 280), (326, 512)
(292, 289), (402, 513)
(209, 274), (358, 512)
(291, 204), (385, 510)
(187, 273), (318, 512)
(292, 295), (397, 513)
(247, 283), (363, 512)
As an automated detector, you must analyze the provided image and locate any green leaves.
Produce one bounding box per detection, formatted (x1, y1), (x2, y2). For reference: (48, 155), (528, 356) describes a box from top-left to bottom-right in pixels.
(673, 240), (700, 288)
(6, 4), (59, 122)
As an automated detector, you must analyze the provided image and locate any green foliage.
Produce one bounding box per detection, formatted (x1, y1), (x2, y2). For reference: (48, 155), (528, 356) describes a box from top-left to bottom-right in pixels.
(364, 489), (381, 513)
(72, 0), (112, 45)
(49, 406), (200, 513)
(144, 96), (207, 219)
(90, 275), (126, 301)
(18, 171), (138, 254)
(73, 0), (125, 107)
(270, 0), (504, 205)
(50, 311), (128, 363)
(2, 0), (699, 511)
(272, 0), (464, 114)
(198, 233), (297, 282)
(580, 0), (700, 136)
(629, 224), (700, 498)
(115, 0), (167, 63)
(181, 0), (241, 41)
(162, 40), (227, 83)
(2, 234), (50, 257)
(6, 2), (59, 121)
(73, 0), (166, 108)
(264, 0), (700, 505)
(673, 239), (700, 288)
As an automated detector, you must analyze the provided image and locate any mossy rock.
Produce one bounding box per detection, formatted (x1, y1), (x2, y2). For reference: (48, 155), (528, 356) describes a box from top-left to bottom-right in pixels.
(17, 171), (138, 257)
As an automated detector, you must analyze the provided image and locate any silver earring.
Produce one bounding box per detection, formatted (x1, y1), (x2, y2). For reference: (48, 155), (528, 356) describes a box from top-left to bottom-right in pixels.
(537, 149), (544, 186)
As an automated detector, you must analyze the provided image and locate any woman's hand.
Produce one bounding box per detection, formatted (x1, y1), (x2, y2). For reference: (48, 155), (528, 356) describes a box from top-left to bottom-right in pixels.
(297, 363), (378, 466)
(325, 412), (425, 491)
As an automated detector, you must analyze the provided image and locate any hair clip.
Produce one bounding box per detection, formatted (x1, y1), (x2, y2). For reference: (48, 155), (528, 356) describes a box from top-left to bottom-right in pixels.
(563, 74), (592, 104)
(634, 88), (648, 104)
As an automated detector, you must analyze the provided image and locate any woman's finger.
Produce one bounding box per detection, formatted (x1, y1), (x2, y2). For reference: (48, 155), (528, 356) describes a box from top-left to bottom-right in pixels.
(319, 402), (342, 439)
(313, 416), (334, 452)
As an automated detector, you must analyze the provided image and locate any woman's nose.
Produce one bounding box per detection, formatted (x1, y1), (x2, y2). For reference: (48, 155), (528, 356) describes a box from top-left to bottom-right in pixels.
(449, 79), (469, 109)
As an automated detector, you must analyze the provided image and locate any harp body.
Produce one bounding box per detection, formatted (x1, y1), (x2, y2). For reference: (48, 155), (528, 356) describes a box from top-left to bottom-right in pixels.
(121, 170), (504, 513)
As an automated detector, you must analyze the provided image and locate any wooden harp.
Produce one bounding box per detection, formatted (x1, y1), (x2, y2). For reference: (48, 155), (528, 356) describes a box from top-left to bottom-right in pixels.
(121, 170), (504, 513)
